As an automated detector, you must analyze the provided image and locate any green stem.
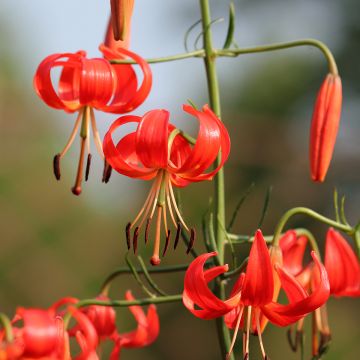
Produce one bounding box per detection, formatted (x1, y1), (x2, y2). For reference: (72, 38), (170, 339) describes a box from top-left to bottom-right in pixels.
(100, 264), (189, 295)
(0, 313), (13, 342)
(137, 256), (168, 296)
(200, 1), (231, 358)
(110, 49), (205, 64)
(218, 38), (338, 75)
(272, 207), (353, 246)
(63, 294), (182, 328)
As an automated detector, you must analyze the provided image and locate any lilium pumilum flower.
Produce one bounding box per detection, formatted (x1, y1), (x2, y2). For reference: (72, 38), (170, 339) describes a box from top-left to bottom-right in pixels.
(280, 228), (360, 356)
(103, 104), (230, 265)
(49, 291), (159, 359)
(33, 38), (152, 195)
(310, 73), (342, 182)
(183, 230), (330, 359)
(0, 305), (98, 360)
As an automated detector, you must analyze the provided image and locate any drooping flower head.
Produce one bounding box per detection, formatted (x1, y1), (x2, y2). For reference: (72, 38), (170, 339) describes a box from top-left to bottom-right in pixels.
(48, 292), (159, 359)
(33, 41), (151, 195)
(183, 230), (330, 359)
(103, 104), (230, 265)
(310, 73), (342, 182)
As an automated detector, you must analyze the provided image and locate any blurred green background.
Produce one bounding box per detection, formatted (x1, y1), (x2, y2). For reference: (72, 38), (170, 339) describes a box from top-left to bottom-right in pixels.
(0, 0), (359, 359)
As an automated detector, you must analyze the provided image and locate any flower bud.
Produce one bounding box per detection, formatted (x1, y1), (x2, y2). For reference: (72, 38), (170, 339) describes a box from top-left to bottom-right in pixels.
(310, 74), (342, 182)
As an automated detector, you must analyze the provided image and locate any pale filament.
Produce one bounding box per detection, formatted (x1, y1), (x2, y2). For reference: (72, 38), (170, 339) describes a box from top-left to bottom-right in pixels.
(130, 174), (160, 229)
(165, 184), (177, 228)
(90, 108), (104, 159)
(226, 305), (244, 360)
(148, 171), (164, 221)
(86, 109), (91, 155)
(168, 181), (190, 231)
(60, 108), (83, 158)
(162, 205), (169, 234)
(256, 309), (266, 359)
(245, 306), (252, 356)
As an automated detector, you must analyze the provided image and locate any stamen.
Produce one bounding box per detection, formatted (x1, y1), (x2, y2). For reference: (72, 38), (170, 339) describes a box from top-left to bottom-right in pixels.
(166, 185), (178, 228)
(312, 312), (319, 356)
(145, 218), (151, 244)
(89, 108), (105, 159)
(133, 227), (139, 254)
(174, 222), (181, 250)
(85, 154), (92, 181)
(150, 207), (162, 266)
(186, 228), (196, 254)
(168, 181), (190, 231)
(125, 222), (131, 250)
(59, 109), (83, 158)
(149, 172), (164, 220)
(286, 327), (297, 352)
(243, 353), (249, 360)
(102, 160), (112, 183)
(226, 306), (244, 360)
(133, 173), (161, 229)
(245, 306), (252, 356)
(53, 154), (61, 180)
(162, 230), (171, 257)
(256, 309), (267, 359)
(71, 137), (86, 196)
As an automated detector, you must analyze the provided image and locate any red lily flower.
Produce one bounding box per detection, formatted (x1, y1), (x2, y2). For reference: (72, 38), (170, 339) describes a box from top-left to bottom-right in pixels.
(109, 291), (160, 359)
(33, 42), (151, 195)
(183, 230), (330, 359)
(310, 73), (342, 182)
(103, 104), (230, 265)
(0, 308), (63, 359)
(325, 228), (360, 297)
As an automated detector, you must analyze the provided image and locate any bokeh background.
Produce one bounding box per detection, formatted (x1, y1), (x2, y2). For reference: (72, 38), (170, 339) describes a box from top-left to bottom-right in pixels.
(0, 0), (359, 359)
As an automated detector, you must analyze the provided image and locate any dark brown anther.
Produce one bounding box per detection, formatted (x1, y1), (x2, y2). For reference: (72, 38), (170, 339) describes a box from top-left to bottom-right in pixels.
(162, 230), (171, 257)
(102, 160), (112, 183)
(174, 222), (181, 250)
(133, 227), (139, 254)
(243, 353), (249, 360)
(319, 332), (331, 356)
(186, 228), (196, 254)
(287, 329), (297, 352)
(145, 218), (151, 244)
(85, 154), (92, 181)
(53, 154), (61, 180)
(125, 222), (131, 250)
(264, 355), (270, 360)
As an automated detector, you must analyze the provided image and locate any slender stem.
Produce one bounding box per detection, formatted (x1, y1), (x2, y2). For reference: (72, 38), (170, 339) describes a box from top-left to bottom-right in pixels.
(218, 38), (338, 75)
(272, 207), (353, 246)
(110, 49), (205, 64)
(100, 264), (189, 295)
(137, 256), (168, 296)
(63, 294), (182, 327)
(77, 294), (182, 308)
(200, 1), (232, 358)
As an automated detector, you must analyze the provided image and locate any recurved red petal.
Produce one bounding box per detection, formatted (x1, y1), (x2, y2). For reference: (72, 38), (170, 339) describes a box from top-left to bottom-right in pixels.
(241, 230), (274, 307)
(34, 52), (84, 112)
(136, 109), (169, 169)
(99, 45), (152, 113)
(183, 252), (240, 320)
(103, 115), (158, 179)
(117, 291), (159, 348)
(325, 228), (360, 297)
(174, 105), (230, 182)
(280, 231), (308, 276)
(261, 252), (329, 327)
(310, 74), (342, 182)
